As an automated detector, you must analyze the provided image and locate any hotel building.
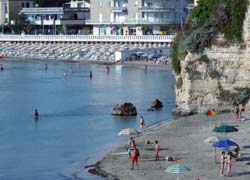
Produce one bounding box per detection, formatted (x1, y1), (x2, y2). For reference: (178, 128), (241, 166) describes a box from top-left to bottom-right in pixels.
(87, 0), (190, 35)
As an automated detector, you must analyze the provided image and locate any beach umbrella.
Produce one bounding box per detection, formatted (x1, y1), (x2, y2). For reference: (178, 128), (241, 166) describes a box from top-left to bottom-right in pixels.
(213, 125), (238, 133)
(212, 138), (238, 149)
(118, 128), (140, 136)
(204, 136), (221, 162)
(165, 164), (191, 180)
(204, 136), (221, 143)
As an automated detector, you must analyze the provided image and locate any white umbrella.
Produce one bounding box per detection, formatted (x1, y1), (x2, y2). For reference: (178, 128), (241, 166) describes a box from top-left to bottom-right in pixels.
(118, 128), (140, 136)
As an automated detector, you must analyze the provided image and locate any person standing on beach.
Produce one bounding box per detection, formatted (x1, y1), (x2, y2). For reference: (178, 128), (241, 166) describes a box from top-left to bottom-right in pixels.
(220, 151), (226, 177)
(154, 140), (160, 161)
(234, 104), (240, 122)
(128, 137), (136, 158)
(139, 115), (145, 133)
(131, 147), (140, 170)
(226, 151), (233, 177)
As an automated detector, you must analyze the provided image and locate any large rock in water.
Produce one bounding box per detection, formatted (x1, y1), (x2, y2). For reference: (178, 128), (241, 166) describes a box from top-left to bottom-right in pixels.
(147, 99), (163, 111)
(112, 103), (137, 116)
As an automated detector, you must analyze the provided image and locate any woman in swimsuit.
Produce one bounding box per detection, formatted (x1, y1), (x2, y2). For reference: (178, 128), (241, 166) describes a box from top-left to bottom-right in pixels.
(220, 151), (226, 176)
(226, 151), (233, 177)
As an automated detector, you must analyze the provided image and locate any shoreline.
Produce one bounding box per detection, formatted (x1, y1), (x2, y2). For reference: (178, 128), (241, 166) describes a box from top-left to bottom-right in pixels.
(85, 112), (250, 180)
(2, 57), (172, 69)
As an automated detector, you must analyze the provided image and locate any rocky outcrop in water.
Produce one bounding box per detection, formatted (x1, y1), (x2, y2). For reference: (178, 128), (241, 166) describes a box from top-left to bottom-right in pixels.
(112, 103), (137, 116)
(147, 99), (163, 111)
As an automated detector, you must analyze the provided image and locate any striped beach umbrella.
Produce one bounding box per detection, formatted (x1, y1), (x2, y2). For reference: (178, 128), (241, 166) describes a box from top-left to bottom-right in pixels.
(165, 164), (191, 180)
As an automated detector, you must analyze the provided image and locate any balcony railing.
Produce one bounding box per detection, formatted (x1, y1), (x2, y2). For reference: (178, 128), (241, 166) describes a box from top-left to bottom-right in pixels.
(112, 6), (127, 13)
(0, 34), (175, 43)
(86, 18), (176, 25)
(139, 6), (175, 12)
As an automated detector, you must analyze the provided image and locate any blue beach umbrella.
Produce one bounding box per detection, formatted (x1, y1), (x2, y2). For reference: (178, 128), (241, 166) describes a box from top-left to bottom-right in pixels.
(165, 164), (191, 180)
(212, 138), (238, 163)
(212, 138), (238, 149)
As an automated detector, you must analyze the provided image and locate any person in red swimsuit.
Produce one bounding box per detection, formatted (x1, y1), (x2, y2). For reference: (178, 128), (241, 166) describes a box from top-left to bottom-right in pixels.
(131, 147), (140, 170)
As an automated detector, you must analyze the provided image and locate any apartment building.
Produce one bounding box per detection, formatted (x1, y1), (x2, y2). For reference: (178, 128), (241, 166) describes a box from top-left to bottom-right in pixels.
(87, 0), (189, 35)
(0, 0), (6, 26)
(0, 0), (34, 26)
(20, 0), (90, 34)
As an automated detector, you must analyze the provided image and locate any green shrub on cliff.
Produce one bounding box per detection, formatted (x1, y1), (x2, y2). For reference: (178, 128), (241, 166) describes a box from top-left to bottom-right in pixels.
(172, 44), (181, 74)
(172, 0), (249, 74)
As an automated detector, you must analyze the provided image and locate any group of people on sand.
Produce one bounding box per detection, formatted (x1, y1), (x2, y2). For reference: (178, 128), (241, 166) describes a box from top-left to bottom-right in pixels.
(220, 150), (233, 177)
(127, 115), (160, 170)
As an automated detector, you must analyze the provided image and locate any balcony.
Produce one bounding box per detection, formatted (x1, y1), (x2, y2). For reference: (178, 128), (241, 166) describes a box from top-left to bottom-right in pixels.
(86, 18), (175, 25)
(186, 3), (195, 11)
(112, 6), (127, 13)
(139, 6), (175, 12)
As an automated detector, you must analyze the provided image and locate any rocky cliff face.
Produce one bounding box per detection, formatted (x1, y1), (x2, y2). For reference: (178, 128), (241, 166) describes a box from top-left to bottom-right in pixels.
(174, 6), (250, 115)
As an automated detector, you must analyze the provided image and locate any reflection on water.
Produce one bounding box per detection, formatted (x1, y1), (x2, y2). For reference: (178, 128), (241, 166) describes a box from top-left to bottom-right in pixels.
(0, 59), (175, 180)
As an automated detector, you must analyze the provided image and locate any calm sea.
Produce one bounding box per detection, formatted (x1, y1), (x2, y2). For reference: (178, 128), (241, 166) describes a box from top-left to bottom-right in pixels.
(0, 59), (175, 180)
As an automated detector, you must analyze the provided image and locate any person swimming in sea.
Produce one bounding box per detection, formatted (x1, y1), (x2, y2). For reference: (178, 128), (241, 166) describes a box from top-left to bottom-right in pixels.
(44, 64), (48, 70)
(34, 109), (39, 119)
(90, 70), (93, 78)
(0, 64), (4, 71)
(106, 66), (110, 73)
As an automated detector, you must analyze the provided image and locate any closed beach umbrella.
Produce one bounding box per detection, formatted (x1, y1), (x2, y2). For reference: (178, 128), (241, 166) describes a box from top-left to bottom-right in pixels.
(165, 164), (191, 180)
(213, 125), (238, 133)
(204, 136), (221, 143)
(212, 138), (238, 149)
(118, 128), (140, 136)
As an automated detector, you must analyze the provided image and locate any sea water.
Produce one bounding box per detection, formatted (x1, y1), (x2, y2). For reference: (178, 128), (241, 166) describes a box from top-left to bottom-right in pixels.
(0, 59), (175, 180)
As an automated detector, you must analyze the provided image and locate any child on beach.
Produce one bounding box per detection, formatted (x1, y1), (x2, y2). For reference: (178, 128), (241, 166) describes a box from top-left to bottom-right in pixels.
(131, 147), (140, 170)
(154, 140), (160, 161)
(220, 151), (226, 177)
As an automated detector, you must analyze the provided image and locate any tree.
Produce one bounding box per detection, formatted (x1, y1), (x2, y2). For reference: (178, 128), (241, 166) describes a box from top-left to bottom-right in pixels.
(14, 13), (30, 34)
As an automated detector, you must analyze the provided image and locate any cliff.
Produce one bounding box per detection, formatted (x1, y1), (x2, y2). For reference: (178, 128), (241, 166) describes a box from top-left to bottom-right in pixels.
(173, 2), (250, 115)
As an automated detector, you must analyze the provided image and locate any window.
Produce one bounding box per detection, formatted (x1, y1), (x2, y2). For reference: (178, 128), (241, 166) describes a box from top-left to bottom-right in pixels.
(135, 1), (138, 6)
(22, 2), (25, 7)
(99, 0), (102, 7)
(99, 13), (103, 23)
(26, 2), (30, 8)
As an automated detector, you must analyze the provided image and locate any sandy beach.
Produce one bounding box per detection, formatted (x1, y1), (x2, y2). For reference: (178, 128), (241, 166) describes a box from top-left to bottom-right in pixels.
(86, 113), (250, 180)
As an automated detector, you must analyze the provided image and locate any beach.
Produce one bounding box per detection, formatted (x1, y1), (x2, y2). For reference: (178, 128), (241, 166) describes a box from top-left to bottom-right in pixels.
(86, 113), (250, 180)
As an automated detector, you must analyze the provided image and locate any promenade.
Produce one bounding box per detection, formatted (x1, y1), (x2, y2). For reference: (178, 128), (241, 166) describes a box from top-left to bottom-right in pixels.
(0, 35), (174, 62)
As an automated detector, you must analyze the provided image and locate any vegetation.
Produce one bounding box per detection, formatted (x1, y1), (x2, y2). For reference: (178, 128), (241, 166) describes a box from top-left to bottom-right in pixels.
(219, 87), (250, 104)
(172, 0), (249, 74)
(176, 77), (183, 89)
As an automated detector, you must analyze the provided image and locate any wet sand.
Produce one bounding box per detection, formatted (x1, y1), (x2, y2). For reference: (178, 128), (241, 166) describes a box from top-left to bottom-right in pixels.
(86, 113), (250, 180)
